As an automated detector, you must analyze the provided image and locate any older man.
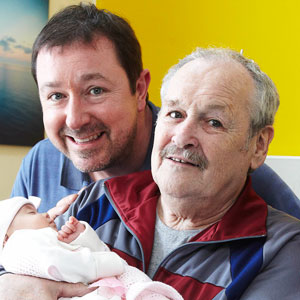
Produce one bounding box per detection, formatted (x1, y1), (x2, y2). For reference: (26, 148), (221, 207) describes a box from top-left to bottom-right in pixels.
(56, 48), (300, 299)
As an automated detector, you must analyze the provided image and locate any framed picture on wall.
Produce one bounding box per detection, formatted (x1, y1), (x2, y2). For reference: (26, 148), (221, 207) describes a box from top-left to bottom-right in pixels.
(0, 0), (48, 146)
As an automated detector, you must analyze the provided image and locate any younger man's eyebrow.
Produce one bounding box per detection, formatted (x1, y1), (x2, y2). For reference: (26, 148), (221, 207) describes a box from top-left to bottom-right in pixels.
(80, 72), (107, 81)
(40, 73), (111, 92)
(40, 82), (61, 91)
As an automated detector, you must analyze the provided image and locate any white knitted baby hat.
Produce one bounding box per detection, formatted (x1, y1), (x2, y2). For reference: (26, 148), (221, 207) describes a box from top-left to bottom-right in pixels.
(0, 196), (41, 256)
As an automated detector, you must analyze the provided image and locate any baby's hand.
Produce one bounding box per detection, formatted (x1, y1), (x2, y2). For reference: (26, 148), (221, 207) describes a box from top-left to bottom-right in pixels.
(48, 194), (78, 220)
(58, 216), (85, 243)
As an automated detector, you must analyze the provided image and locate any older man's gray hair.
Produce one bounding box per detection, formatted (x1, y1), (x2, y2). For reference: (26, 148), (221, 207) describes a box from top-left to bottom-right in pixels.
(160, 48), (279, 137)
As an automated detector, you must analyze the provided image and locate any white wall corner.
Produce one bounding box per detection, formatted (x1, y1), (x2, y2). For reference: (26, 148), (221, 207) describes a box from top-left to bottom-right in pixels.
(265, 156), (300, 199)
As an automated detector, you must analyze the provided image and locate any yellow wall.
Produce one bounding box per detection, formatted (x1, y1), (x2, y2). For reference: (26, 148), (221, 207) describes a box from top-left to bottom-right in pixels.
(49, 0), (95, 17)
(97, 0), (300, 156)
(0, 146), (31, 199)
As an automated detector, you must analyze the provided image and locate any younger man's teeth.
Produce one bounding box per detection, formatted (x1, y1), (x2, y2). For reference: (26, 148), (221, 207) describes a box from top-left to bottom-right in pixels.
(74, 134), (99, 143)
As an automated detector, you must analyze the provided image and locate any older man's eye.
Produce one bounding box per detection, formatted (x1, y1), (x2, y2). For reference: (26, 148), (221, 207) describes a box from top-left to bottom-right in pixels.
(169, 111), (183, 119)
(209, 119), (223, 128)
(90, 87), (103, 95)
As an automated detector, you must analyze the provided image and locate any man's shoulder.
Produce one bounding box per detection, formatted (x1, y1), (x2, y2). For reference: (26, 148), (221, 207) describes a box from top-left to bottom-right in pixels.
(23, 139), (65, 166)
(105, 170), (155, 191)
(18, 138), (67, 185)
(74, 170), (156, 214)
(266, 206), (300, 241)
(252, 164), (300, 218)
(27, 138), (61, 156)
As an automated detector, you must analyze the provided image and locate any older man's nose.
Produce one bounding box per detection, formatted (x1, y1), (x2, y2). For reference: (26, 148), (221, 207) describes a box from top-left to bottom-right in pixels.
(171, 119), (199, 149)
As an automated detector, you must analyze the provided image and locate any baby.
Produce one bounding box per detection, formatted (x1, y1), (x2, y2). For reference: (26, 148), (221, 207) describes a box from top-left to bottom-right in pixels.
(0, 196), (183, 300)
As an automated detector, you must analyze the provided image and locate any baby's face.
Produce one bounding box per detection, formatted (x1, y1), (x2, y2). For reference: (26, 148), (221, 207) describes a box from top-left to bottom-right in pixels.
(7, 204), (57, 237)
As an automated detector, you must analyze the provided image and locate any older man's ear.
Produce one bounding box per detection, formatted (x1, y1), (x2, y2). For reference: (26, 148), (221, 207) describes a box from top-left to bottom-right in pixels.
(250, 126), (274, 171)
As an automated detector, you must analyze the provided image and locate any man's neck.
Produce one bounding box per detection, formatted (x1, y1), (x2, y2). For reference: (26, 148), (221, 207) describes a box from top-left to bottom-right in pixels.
(157, 192), (238, 231)
(89, 105), (153, 182)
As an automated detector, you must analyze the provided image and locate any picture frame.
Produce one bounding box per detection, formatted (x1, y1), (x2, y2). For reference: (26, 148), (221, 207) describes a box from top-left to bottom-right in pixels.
(0, 0), (49, 146)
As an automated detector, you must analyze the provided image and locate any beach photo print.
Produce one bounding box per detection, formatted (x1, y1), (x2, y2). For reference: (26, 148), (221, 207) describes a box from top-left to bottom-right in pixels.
(0, 0), (48, 146)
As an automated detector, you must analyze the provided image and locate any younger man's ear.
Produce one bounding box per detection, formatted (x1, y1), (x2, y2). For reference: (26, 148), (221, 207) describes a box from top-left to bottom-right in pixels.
(136, 69), (151, 111)
(250, 125), (274, 171)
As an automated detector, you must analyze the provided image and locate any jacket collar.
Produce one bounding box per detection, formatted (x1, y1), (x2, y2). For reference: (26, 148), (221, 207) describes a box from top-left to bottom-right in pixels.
(105, 170), (268, 244)
(190, 177), (268, 242)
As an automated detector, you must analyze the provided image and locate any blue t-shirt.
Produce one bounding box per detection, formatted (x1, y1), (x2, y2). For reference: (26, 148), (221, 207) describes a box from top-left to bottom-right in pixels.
(11, 101), (300, 218)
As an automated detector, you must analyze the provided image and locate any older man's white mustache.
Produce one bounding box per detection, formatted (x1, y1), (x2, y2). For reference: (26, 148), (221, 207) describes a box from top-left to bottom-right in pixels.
(160, 145), (208, 171)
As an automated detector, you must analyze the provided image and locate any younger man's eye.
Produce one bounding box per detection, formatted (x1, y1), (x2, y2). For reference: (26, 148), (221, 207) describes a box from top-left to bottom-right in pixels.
(50, 93), (64, 101)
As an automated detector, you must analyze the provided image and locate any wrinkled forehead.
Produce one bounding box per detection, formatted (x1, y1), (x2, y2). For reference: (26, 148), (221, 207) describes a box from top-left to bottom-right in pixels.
(162, 58), (255, 110)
